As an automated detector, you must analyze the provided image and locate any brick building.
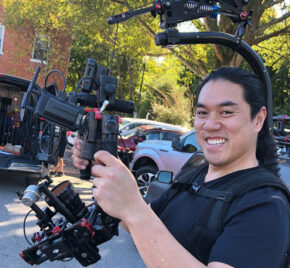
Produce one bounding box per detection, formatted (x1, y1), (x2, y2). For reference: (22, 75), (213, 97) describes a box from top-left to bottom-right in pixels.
(0, 6), (71, 88)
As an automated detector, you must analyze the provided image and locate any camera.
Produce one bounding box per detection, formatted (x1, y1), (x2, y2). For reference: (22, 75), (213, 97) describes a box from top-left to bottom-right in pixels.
(19, 58), (134, 266)
(21, 58), (134, 179)
(18, 177), (119, 266)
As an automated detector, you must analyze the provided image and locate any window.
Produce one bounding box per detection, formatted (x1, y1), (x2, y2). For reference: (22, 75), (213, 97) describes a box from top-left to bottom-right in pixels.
(181, 133), (198, 153)
(162, 132), (180, 141)
(0, 24), (5, 54)
(31, 34), (50, 63)
(146, 131), (161, 140)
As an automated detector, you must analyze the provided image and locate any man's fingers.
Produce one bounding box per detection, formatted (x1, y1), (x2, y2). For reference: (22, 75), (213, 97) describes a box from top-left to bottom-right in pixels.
(92, 164), (113, 179)
(74, 137), (83, 150)
(93, 150), (120, 167)
(72, 157), (89, 170)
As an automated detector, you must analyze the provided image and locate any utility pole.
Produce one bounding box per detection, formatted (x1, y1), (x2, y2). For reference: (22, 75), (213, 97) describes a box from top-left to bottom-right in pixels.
(134, 62), (146, 118)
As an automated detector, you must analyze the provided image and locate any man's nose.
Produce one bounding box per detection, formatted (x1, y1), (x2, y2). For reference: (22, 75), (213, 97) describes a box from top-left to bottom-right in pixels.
(203, 115), (221, 130)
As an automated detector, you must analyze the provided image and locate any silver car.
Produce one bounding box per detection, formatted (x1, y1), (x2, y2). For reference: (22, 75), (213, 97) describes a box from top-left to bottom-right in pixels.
(130, 129), (200, 197)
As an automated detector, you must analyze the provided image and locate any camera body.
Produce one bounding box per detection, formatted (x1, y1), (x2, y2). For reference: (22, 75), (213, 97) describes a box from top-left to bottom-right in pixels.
(21, 58), (134, 177)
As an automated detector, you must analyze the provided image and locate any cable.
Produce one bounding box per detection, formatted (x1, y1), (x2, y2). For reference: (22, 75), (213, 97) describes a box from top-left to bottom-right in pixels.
(73, 76), (99, 94)
(44, 70), (66, 93)
(23, 209), (33, 245)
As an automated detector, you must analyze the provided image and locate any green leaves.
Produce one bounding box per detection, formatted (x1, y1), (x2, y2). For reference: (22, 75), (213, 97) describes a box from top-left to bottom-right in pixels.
(2, 0), (289, 120)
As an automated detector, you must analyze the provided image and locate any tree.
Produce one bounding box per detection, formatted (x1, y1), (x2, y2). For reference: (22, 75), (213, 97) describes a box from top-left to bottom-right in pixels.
(2, 0), (289, 119)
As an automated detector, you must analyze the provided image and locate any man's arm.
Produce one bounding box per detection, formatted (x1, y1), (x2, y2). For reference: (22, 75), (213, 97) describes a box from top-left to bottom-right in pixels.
(123, 199), (232, 268)
(71, 139), (232, 268)
(90, 150), (232, 268)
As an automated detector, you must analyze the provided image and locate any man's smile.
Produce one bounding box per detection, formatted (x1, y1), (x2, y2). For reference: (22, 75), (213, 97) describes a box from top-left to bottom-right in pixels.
(206, 137), (227, 146)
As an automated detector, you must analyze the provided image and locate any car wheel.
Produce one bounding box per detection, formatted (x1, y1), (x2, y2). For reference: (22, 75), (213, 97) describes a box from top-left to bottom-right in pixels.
(135, 166), (158, 198)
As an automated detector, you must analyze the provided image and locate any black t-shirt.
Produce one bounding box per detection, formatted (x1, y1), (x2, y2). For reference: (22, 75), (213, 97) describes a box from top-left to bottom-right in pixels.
(151, 166), (290, 267)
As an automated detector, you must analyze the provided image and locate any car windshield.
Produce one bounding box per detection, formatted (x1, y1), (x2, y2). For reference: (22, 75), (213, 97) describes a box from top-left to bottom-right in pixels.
(121, 127), (146, 139)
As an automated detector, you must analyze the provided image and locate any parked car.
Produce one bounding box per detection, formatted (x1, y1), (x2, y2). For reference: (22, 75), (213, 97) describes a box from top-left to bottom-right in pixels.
(0, 74), (51, 184)
(119, 117), (188, 137)
(118, 125), (188, 166)
(129, 129), (199, 197)
(119, 117), (138, 127)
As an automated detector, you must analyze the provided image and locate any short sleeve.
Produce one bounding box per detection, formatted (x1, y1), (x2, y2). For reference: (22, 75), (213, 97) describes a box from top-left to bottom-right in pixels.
(208, 188), (290, 268)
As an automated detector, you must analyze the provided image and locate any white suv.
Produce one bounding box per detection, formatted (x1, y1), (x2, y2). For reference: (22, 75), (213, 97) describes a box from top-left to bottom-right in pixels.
(129, 129), (200, 197)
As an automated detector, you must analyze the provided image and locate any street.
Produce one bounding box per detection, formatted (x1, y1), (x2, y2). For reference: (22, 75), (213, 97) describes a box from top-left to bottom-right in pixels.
(0, 149), (146, 267)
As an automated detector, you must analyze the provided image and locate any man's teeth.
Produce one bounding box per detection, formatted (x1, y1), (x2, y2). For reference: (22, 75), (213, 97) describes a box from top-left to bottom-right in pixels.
(207, 138), (226, 145)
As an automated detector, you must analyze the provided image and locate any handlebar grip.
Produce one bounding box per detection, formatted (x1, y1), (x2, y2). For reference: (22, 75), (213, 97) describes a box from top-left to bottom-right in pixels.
(105, 99), (134, 114)
(79, 162), (91, 180)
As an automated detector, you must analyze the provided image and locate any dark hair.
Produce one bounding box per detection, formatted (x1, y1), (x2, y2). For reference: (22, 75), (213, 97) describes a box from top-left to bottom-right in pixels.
(197, 67), (279, 177)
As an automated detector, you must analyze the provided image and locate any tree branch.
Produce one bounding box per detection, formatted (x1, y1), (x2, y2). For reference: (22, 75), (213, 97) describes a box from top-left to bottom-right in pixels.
(253, 25), (290, 44)
(167, 48), (205, 78)
(254, 12), (290, 35)
(262, 0), (284, 10)
(186, 46), (208, 74)
(203, 18), (223, 64)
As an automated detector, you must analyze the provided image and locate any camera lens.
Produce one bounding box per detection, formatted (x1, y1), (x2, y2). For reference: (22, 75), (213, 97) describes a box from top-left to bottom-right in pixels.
(22, 185), (42, 207)
(46, 181), (88, 219)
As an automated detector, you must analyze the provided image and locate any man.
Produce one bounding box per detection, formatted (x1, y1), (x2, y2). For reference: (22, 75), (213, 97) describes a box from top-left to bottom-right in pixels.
(72, 67), (289, 267)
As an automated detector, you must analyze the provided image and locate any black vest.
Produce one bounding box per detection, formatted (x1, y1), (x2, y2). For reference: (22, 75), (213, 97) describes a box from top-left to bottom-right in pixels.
(156, 165), (290, 266)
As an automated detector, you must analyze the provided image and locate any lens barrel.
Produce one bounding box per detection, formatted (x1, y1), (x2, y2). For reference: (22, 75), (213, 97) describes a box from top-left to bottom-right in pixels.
(46, 181), (88, 219)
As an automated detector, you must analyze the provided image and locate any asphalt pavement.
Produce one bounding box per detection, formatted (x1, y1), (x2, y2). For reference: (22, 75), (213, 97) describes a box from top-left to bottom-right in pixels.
(0, 149), (146, 267)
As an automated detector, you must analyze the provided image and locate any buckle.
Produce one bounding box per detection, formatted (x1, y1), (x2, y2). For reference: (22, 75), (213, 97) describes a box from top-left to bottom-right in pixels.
(217, 191), (231, 201)
(191, 183), (201, 194)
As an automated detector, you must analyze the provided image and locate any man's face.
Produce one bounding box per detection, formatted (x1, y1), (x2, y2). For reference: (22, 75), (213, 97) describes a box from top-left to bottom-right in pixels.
(194, 79), (264, 170)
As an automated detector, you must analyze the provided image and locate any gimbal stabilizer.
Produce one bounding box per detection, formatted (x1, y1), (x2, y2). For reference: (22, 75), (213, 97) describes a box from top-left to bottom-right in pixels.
(19, 58), (133, 266)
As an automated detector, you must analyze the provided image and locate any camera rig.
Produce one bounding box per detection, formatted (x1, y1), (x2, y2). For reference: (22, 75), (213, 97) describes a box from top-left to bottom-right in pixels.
(21, 59), (134, 179)
(18, 0), (281, 266)
(18, 177), (119, 266)
(19, 58), (134, 266)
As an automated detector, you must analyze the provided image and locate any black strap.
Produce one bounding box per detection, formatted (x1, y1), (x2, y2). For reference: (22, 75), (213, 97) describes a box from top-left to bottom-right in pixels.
(186, 168), (290, 264)
(198, 168), (290, 232)
(156, 165), (207, 215)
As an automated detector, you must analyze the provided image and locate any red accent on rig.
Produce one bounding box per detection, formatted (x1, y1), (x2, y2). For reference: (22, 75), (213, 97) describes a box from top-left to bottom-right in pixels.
(35, 232), (42, 242)
(285, 136), (290, 142)
(240, 11), (248, 19)
(118, 115), (123, 123)
(282, 115), (288, 123)
(52, 225), (61, 235)
(155, 3), (162, 9)
(80, 218), (95, 237)
(19, 251), (33, 266)
(93, 108), (102, 120)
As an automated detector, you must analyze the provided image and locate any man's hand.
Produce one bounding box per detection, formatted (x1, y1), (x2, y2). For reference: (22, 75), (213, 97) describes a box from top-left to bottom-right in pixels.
(71, 138), (89, 170)
(91, 150), (145, 221)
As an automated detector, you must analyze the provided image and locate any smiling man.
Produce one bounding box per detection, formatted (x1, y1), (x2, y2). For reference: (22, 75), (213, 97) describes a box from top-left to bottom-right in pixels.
(72, 67), (290, 268)
(194, 78), (266, 181)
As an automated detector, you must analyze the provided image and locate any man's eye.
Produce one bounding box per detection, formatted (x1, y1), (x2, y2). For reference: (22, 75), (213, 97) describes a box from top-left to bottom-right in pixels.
(221, 111), (233, 115)
(196, 111), (207, 116)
